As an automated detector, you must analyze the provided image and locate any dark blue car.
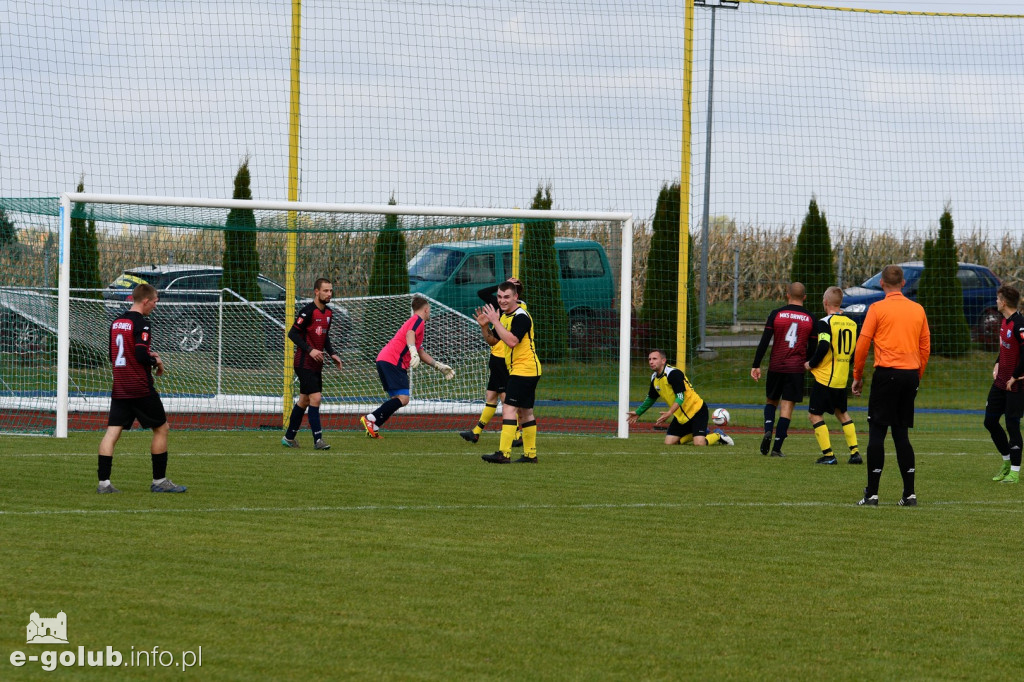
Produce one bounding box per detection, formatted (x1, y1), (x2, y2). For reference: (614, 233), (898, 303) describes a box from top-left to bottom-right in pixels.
(841, 261), (1001, 345)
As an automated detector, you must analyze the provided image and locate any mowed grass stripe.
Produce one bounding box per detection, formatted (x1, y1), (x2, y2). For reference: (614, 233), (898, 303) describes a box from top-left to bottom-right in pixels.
(2, 431), (1023, 679)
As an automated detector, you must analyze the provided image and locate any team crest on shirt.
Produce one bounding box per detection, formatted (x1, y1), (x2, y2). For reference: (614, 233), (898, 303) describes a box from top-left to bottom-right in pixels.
(1018, 328), (1024, 342)
(141, 332), (149, 342)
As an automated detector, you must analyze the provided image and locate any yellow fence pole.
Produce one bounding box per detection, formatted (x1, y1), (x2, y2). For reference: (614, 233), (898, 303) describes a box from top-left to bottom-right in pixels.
(283, 0), (301, 426)
(679, 0), (695, 372)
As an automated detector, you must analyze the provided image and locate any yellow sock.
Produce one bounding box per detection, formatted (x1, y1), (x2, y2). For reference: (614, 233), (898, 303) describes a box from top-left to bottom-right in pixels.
(499, 420), (517, 456)
(680, 434), (694, 445)
(515, 417), (523, 441)
(521, 420), (537, 458)
(473, 403), (497, 436)
(813, 421), (832, 455)
(842, 420), (859, 454)
(704, 432), (720, 445)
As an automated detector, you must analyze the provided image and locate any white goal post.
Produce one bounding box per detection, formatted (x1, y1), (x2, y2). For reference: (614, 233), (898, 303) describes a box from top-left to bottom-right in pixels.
(57, 193), (634, 438)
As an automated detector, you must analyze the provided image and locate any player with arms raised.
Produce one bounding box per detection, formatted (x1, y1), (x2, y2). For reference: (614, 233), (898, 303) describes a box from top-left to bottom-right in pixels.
(283, 278), (342, 450)
(97, 283), (186, 494)
(751, 282), (815, 457)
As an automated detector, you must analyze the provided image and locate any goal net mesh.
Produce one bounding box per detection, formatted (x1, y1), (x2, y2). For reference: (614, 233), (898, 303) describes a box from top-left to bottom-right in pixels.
(0, 199), (626, 435)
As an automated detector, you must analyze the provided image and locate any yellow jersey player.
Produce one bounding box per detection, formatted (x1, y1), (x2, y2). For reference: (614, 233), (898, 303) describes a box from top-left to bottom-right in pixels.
(481, 281), (541, 463)
(804, 286), (862, 465)
(627, 349), (734, 446)
(460, 278), (524, 448)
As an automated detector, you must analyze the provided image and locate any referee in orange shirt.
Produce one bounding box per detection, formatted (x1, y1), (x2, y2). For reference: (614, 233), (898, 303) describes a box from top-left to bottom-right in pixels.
(851, 264), (931, 506)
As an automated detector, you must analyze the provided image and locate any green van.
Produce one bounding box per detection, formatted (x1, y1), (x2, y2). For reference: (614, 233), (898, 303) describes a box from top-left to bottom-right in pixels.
(407, 237), (616, 326)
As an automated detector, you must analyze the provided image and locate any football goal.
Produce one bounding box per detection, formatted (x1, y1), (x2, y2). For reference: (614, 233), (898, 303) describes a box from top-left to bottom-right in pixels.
(5, 193), (633, 438)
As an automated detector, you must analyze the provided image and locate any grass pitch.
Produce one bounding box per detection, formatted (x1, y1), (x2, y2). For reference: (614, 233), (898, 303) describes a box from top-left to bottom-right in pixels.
(1, 429), (1020, 680)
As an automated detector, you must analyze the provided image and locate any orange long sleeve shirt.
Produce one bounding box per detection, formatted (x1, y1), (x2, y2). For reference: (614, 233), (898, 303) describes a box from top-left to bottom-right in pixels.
(852, 291), (931, 381)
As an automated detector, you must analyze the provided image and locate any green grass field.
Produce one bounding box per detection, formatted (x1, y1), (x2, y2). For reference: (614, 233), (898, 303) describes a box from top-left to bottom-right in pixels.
(1, 428), (1021, 680)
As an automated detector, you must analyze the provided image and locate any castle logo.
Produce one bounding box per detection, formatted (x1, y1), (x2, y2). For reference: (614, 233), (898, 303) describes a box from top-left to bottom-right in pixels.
(26, 611), (68, 644)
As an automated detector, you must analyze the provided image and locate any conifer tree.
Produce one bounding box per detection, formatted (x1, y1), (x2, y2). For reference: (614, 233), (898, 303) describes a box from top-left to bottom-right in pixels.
(918, 205), (971, 357)
(790, 197), (834, 317)
(521, 185), (568, 362)
(368, 196), (408, 296)
(70, 178), (103, 299)
(640, 183), (698, 363)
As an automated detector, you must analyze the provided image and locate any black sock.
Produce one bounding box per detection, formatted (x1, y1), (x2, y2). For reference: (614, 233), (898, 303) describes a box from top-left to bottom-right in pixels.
(285, 404), (305, 440)
(866, 421), (888, 496)
(763, 404), (777, 434)
(374, 397), (404, 426)
(151, 451), (168, 480)
(98, 455), (112, 482)
(892, 426), (915, 498)
(308, 406), (323, 441)
(773, 417), (790, 452)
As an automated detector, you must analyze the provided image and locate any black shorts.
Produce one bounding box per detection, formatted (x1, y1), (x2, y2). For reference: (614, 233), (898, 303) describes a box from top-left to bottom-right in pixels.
(867, 367), (919, 428)
(505, 375), (540, 409)
(986, 384), (1024, 421)
(808, 381), (849, 416)
(295, 367), (323, 396)
(486, 354), (509, 393)
(667, 401), (709, 438)
(766, 371), (805, 403)
(108, 393), (167, 430)
(376, 360), (410, 397)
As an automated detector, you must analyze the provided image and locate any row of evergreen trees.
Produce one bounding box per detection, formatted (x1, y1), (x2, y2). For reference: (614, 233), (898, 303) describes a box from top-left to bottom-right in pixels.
(51, 159), (976, 360)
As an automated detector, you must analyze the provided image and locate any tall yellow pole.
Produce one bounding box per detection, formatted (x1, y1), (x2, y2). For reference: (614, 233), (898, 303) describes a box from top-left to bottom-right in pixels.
(283, 0), (301, 426)
(679, 0), (695, 371)
(512, 221), (520, 278)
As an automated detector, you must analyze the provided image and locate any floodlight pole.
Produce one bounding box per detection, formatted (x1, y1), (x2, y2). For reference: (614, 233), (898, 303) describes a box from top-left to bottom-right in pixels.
(695, 0), (738, 352)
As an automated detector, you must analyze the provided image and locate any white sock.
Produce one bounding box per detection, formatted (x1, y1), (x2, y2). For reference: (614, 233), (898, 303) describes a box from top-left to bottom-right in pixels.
(1012, 466), (1020, 473)
(365, 413), (376, 423)
(1003, 455), (1011, 461)
(99, 479), (111, 486)
(153, 477), (167, 485)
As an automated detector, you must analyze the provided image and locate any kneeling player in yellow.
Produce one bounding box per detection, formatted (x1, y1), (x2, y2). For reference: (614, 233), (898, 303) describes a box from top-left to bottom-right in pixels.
(627, 349), (734, 446)
(804, 286), (862, 465)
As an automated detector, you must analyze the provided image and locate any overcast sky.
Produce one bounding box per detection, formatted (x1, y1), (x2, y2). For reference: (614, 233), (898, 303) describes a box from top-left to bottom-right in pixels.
(2, 0), (1022, 236)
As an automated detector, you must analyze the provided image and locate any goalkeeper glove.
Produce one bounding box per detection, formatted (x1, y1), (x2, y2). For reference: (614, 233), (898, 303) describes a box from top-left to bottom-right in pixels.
(434, 361), (455, 380)
(408, 346), (421, 370)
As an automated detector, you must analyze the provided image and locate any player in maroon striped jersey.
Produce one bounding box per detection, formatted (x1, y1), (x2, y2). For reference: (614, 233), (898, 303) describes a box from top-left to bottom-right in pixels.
(750, 282), (815, 457)
(986, 285), (1024, 483)
(283, 278), (342, 450)
(98, 283), (186, 494)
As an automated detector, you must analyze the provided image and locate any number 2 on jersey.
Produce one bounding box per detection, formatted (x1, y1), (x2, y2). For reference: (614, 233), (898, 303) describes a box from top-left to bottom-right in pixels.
(114, 333), (127, 367)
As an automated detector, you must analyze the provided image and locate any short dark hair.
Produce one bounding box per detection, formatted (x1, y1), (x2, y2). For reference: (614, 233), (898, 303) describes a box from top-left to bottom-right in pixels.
(313, 277), (332, 291)
(497, 281), (518, 295)
(648, 348), (667, 360)
(881, 265), (904, 287)
(132, 283), (157, 302)
(999, 284), (1020, 309)
(411, 294), (429, 312)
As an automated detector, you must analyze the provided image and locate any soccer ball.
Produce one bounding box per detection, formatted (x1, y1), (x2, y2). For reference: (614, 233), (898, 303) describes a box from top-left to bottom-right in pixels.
(711, 408), (730, 427)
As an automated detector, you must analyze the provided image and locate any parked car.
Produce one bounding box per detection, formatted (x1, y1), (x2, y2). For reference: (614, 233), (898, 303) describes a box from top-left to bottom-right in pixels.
(103, 265), (350, 353)
(408, 237), (617, 351)
(841, 261), (1001, 345)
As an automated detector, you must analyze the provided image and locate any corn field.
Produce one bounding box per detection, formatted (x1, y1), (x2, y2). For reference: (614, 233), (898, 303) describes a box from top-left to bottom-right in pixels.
(3, 221), (1024, 310)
